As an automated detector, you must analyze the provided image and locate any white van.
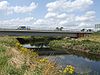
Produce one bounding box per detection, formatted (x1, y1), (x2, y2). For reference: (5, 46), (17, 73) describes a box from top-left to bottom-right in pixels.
(17, 26), (31, 30)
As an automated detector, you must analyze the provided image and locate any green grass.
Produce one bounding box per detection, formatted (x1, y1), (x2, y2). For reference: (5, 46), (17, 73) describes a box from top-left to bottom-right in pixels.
(49, 34), (100, 54)
(0, 36), (18, 47)
(1, 36), (99, 75)
(0, 36), (27, 75)
(0, 36), (64, 75)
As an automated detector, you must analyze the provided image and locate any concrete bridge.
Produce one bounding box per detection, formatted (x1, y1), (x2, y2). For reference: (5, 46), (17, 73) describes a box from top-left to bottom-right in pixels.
(0, 29), (93, 38)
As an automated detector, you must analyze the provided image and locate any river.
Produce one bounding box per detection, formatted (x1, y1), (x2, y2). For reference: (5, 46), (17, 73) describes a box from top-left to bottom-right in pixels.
(44, 55), (100, 75)
(23, 44), (100, 75)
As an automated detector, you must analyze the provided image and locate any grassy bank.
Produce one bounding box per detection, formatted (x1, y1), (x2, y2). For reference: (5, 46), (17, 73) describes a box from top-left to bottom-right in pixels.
(49, 33), (100, 55)
(0, 36), (74, 75)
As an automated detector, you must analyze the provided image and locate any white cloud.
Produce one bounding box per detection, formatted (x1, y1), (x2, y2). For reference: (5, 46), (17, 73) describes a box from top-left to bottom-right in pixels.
(59, 20), (68, 25)
(34, 19), (46, 25)
(75, 11), (95, 22)
(0, 1), (37, 14)
(43, 0), (95, 29)
(0, 1), (9, 9)
(0, 0), (96, 30)
(76, 22), (95, 29)
(57, 13), (67, 19)
(13, 2), (37, 13)
(35, 10), (95, 29)
(45, 12), (58, 18)
(0, 17), (36, 28)
(46, 0), (93, 12)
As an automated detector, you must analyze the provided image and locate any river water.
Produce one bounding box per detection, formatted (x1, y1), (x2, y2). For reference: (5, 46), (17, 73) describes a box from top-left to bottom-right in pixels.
(23, 44), (100, 75)
(44, 55), (100, 75)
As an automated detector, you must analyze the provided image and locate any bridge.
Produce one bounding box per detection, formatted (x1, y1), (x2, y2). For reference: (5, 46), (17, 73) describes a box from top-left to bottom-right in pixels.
(0, 29), (93, 38)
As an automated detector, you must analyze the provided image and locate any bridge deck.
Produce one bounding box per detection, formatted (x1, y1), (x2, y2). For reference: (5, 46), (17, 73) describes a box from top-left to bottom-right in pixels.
(0, 29), (93, 38)
(0, 29), (92, 33)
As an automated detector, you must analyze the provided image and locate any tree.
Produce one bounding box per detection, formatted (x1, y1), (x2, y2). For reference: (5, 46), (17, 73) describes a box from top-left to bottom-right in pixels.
(87, 29), (92, 32)
(59, 27), (63, 31)
(56, 27), (59, 31)
(56, 27), (64, 31)
(81, 29), (85, 32)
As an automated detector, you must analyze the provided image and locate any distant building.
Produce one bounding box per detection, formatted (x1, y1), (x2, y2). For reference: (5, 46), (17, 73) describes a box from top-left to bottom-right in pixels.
(95, 24), (100, 31)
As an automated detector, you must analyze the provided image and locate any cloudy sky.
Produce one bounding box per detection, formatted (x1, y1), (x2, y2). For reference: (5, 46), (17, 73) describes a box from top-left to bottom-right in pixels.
(0, 0), (99, 30)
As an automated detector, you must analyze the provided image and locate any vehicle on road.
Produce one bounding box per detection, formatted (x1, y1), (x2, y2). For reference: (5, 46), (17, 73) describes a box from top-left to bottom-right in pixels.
(16, 26), (31, 30)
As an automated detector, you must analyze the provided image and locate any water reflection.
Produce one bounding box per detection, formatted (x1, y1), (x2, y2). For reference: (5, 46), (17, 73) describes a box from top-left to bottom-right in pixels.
(23, 44), (49, 48)
(45, 55), (100, 75)
(23, 43), (100, 61)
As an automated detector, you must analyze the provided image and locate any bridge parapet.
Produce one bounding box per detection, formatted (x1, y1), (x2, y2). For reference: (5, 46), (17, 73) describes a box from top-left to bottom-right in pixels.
(0, 29), (93, 38)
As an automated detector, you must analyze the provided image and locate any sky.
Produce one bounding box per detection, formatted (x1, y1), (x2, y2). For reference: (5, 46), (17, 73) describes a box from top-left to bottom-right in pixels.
(0, 0), (100, 30)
